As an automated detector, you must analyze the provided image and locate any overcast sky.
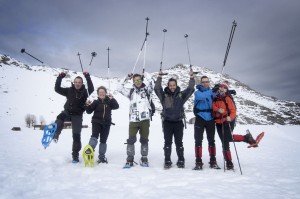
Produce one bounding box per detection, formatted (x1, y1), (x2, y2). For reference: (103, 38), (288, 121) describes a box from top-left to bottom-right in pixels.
(1, 0), (300, 102)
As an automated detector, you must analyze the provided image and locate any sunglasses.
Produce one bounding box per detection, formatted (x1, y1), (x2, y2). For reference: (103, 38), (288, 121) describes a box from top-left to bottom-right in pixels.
(134, 79), (143, 83)
(201, 81), (210, 84)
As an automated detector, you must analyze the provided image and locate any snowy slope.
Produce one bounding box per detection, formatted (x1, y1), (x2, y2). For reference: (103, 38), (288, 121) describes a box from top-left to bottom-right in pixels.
(0, 55), (300, 199)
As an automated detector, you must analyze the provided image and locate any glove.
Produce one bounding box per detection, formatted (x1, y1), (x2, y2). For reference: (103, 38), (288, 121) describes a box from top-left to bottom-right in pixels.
(212, 84), (220, 92)
(229, 89), (236, 95)
(226, 116), (232, 122)
(83, 72), (90, 78)
(59, 72), (66, 78)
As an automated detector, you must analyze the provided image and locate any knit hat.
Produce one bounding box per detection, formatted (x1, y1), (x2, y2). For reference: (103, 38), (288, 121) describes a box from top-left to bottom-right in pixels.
(220, 82), (229, 89)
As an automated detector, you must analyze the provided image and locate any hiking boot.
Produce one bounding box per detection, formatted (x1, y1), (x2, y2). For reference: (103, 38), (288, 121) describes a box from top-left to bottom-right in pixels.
(140, 156), (149, 167)
(97, 157), (108, 164)
(193, 161), (203, 170)
(164, 160), (172, 169)
(124, 160), (134, 167)
(226, 160), (234, 170)
(53, 132), (60, 143)
(244, 132), (256, 145)
(209, 160), (220, 169)
(176, 160), (185, 168)
(72, 156), (79, 163)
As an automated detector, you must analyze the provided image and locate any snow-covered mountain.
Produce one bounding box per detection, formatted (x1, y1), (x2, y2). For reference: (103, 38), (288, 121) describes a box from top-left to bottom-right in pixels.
(1, 54), (298, 126)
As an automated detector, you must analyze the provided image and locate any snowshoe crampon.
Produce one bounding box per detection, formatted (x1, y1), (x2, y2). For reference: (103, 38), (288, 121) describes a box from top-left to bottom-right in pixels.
(248, 132), (265, 148)
(82, 144), (94, 167)
(41, 123), (57, 149)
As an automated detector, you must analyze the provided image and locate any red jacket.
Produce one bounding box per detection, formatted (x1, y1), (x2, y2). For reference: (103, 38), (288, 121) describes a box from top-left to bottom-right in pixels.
(212, 94), (236, 124)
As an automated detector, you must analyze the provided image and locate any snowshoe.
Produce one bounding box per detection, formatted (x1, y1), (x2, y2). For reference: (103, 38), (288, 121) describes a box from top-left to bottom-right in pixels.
(41, 123), (57, 149)
(164, 161), (172, 169)
(82, 144), (94, 167)
(193, 162), (204, 170)
(176, 160), (185, 168)
(248, 132), (265, 148)
(123, 161), (134, 169)
(209, 161), (221, 169)
(140, 156), (149, 167)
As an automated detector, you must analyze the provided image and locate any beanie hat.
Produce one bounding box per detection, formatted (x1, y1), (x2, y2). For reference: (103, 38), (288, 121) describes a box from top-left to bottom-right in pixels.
(220, 82), (229, 89)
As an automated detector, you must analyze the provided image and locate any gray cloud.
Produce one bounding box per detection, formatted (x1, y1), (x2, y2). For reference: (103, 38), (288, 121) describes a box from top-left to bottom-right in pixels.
(1, 0), (300, 102)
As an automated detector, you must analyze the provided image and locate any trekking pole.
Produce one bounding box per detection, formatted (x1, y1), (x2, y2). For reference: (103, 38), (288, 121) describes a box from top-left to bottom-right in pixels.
(221, 20), (237, 75)
(184, 34), (198, 74)
(159, 29), (168, 75)
(77, 52), (91, 97)
(89, 52), (97, 66)
(131, 17), (150, 77)
(228, 122), (243, 175)
(20, 48), (60, 73)
(107, 47), (111, 91)
(77, 52), (84, 73)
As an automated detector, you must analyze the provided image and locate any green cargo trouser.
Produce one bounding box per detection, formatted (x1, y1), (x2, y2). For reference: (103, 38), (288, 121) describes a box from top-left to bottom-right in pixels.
(126, 120), (150, 162)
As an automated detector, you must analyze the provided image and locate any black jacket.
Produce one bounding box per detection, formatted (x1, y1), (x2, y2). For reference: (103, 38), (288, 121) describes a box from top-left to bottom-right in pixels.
(154, 77), (195, 121)
(86, 96), (119, 125)
(55, 76), (94, 115)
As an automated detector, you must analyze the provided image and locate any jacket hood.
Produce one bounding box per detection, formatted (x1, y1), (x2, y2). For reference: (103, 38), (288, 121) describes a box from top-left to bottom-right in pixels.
(164, 86), (181, 95)
(196, 85), (210, 92)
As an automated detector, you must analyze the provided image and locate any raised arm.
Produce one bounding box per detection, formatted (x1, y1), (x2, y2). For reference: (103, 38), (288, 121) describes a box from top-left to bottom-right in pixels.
(54, 73), (68, 96)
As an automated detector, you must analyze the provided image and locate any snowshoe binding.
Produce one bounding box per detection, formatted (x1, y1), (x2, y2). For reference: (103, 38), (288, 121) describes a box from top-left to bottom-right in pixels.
(176, 160), (185, 168)
(164, 161), (172, 169)
(140, 156), (149, 167)
(193, 161), (204, 170)
(209, 160), (221, 169)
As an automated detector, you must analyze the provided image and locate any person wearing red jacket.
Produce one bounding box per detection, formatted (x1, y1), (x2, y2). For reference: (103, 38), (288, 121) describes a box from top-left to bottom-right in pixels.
(213, 82), (260, 170)
(212, 82), (236, 169)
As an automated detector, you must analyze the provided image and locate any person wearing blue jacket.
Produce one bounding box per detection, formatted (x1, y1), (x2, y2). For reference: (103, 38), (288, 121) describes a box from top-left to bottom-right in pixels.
(193, 76), (219, 170)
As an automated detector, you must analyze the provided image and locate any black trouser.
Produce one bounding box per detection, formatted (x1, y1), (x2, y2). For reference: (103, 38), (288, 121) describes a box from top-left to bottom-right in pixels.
(163, 120), (184, 161)
(194, 116), (215, 147)
(56, 111), (83, 158)
(91, 123), (111, 144)
(216, 122), (233, 151)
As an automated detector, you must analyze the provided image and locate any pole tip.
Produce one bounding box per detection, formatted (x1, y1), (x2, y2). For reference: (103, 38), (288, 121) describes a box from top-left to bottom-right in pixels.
(184, 34), (188, 38)
(163, 29), (167, 32)
(91, 52), (97, 57)
(145, 17), (150, 20)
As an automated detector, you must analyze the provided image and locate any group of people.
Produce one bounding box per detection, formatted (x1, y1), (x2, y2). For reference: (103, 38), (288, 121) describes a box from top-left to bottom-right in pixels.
(51, 70), (258, 169)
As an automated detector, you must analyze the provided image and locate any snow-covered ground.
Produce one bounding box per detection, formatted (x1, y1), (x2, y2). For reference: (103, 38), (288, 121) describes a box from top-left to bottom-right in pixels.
(1, 62), (300, 199)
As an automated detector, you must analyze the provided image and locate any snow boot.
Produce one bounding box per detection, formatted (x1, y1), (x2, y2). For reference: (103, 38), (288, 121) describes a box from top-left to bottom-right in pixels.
(209, 160), (221, 169)
(98, 143), (107, 164)
(193, 160), (203, 170)
(244, 132), (256, 145)
(164, 160), (172, 169)
(53, 119), (64, 143)
(224, 150), (234, 170)
(140, 156), (149, 167)
(72, 139), (81, 163)
(176, 146), (185, 168)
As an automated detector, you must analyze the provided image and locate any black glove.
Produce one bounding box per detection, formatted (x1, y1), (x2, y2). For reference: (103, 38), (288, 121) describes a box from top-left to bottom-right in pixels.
(59, 72), (66, 78)
(229, 90), (236, 95)
(212, 83), (220, 92)
(83, 72), (90, 78)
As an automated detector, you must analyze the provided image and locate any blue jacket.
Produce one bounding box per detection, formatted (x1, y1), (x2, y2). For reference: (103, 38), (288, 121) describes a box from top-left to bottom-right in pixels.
(194, 85), (216, 121)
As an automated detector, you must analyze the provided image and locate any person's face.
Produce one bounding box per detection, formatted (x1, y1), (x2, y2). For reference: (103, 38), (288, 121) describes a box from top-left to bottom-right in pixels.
(201, 77), (210, 88)
(74, 78), (83, 90)
(168, 81), (177, 93)
(98, 89), (106, 99)
(133, 76), (143, 88)
(219, 85), (227, 94)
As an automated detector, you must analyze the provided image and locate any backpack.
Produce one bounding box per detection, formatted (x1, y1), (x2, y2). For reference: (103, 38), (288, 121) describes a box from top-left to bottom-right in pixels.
(129, 88), (155, 119)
